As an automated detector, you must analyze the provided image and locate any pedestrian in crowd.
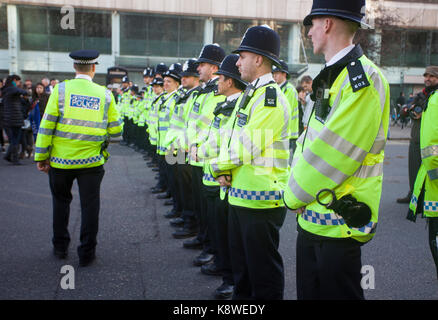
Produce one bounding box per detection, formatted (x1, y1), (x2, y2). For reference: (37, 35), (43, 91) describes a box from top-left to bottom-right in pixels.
(296, 85), (306, 135)
(300, 75), (314, 130)
(272, 59), (300, 157)
(407, 65), (438, 280)
(19, 93), (33, 159)
(41, 77), (51, 94)
(211, 25), (292, 300)
(34, 50), (123, 267)
(283, 0), (390, 300)
(29, 83), (46, 142)
(397, 86), (426, 204)
(1, 75), (28, 165)
(24, 79), (33, 95)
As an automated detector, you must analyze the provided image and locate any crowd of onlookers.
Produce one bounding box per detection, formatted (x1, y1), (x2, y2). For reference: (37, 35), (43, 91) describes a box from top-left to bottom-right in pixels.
(0, 75), (56, 165)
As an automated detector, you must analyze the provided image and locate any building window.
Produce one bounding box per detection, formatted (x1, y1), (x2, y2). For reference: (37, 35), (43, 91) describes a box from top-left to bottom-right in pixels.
(380, 29), (402, 67)
(20, 7), (49, 51)
(120, 13), (204, 58)
(431, 31), (438, 66)
(213, 19), (253, 55)
(19, 6), (111, 53)
(213, 19), (294, 61)
(405, 30), (428, 68)
(0, 5), (8, 49)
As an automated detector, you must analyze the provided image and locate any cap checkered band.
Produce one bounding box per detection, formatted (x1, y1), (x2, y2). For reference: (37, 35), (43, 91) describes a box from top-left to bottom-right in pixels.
(229, 188), (282, 201)
(51, 155), (103, 166)
(73, 58), (98, 65)
(301, 210), (378, 235)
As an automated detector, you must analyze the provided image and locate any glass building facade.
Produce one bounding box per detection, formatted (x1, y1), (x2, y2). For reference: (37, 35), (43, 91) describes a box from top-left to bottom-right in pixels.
(19, 6), (111, 54)
(0, 5), (7, 49)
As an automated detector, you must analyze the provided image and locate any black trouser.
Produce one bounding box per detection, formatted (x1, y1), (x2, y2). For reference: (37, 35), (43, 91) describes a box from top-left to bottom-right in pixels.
(296, 231), (364, 300)
(204, 185), (220, 256)
(177, 162), (196, 229)
(228, 205), (286, 300)
(166, 162), (182, 213)
(408, 140), (421, 196)
(0, 127), (4, 147)
(192, 166), (209, 250)
(122, 117), (129, 142)
(49, 165), (105, 259)
(215, 194), (234, 285)
(428, 217), (438, 278)
(157, 155), (168, 191)
(4, 126), (22, 162)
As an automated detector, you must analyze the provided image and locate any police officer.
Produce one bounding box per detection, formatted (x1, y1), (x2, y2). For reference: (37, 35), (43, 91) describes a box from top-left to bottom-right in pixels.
(408, 65), (438, 280)
(272, 60), (300, 157)
(210, 26), (292, 300)
(196, 54), (246, 299)
(119, 76), (131, 146)
(166, 59), (202, 231)
(35, 50), (123, 267)
(172, 45), (225, 245)
(283, 0), (390, 299)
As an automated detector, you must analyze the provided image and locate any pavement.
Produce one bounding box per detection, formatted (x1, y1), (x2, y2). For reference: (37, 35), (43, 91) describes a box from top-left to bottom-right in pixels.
(0, 133), (437, 301)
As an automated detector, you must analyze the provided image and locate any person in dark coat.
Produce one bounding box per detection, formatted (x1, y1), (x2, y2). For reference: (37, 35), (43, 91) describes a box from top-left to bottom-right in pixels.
(2, 75), (28, 165)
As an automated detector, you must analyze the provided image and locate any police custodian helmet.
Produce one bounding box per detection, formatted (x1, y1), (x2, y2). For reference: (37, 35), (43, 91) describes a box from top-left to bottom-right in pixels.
(197, 44), (226, 67)
(164, 63), (183, 82)
(215, 54), (247, 87)
(233, 25), (281, 67)
(272, 60), (291, 79)
(303, 0), (371, 29)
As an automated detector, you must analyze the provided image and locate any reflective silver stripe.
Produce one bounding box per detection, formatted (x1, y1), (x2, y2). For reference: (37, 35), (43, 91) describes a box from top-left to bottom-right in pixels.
(366, 64), (387, 113)
(277, 92), (291, 139)
(288, 174), (315, 204)
(272, 140), (289, 151)
(54, 130), (105, 142)
(58, 117), (107, 129)
(422, 145), (438, 159)
(35, 147), (49, 154)
(353, 162), (383, 179)
(239, 130), (262, 156)
(252, 157), (289, 169)
(298, 126), (319, 145)
(108, 120), (123, 128)
(302, 148), (349, 184)
(369, 125), (386, 154)
(38, 127), (55, 136)
(319, 127), (367, 163)
(103, 90), (112, 123)
(43, 114), (58, 122)
(58, 82), (66, 115)
(326, 76), (350, 122)
(428, 168), (438, 181)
